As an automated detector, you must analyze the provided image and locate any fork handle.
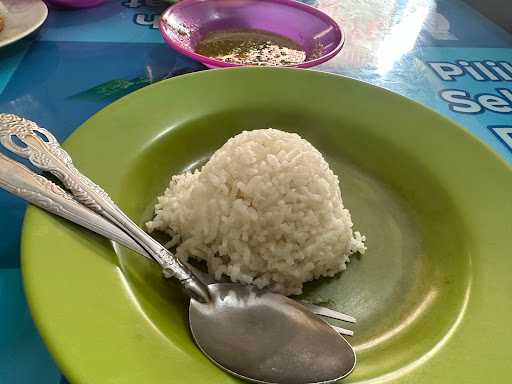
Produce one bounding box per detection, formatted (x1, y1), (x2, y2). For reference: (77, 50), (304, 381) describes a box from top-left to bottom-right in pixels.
(0, 152), (149, 257)
(0, 114), (209, 303)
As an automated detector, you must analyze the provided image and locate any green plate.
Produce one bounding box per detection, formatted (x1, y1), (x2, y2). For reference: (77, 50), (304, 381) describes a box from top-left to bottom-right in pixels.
(22, 68), (512, 384)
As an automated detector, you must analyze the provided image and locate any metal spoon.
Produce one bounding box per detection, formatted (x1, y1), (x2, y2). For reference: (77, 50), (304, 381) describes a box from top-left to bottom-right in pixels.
(0, 150), (357, 336)
(0, 113), (356, 383)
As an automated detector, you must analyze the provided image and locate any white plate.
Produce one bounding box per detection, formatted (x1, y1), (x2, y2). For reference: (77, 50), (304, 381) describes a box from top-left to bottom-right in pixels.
(0, 0), (48, 48)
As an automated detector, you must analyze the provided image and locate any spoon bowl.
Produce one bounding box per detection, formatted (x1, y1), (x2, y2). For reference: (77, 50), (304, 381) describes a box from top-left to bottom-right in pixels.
(190, 283), (356, 384)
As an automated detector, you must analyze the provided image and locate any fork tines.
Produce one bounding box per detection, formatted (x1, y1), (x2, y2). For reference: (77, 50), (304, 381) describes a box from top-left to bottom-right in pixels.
(301, 302), (356, 337)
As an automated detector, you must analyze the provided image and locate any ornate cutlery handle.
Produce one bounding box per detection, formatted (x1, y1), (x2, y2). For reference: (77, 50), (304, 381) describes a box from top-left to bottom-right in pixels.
(0, 114), (209, 303)
(0, 152), (149, 258)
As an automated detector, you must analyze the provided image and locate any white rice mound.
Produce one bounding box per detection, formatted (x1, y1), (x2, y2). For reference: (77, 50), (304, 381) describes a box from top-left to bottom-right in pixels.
(146, 128), (366, 295)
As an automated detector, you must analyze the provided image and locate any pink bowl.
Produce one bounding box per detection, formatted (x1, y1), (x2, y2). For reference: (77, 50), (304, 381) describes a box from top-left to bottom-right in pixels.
(43, 0), (105, 8)
(159, 0), (345, 68)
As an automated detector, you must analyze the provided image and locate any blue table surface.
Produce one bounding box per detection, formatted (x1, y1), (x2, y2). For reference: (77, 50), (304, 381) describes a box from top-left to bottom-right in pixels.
(1, 0), (511, 382)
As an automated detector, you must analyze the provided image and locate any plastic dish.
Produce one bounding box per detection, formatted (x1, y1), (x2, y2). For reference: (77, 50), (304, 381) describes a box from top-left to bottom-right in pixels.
(159, 0), (344, 68)
(22, 68), (512, 384)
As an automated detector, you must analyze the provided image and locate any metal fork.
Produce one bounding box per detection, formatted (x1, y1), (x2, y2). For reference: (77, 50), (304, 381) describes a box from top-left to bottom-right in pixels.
(0, 117), (355, 337)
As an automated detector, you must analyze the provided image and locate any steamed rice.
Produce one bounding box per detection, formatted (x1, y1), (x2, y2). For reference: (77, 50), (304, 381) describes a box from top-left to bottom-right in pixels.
(146, 128), (366, 295)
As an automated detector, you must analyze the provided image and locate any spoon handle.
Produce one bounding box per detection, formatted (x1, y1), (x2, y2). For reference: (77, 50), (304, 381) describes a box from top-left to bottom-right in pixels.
(0, 152), (149, 257)
(0, 113), (209, 303)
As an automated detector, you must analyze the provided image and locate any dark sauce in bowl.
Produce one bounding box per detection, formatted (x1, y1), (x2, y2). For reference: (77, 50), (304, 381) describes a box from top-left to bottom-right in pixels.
(195, 28), (307, 66)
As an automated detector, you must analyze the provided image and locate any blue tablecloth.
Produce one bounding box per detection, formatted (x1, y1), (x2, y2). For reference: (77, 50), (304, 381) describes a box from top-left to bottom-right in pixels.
(1, 0), (511, 382)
